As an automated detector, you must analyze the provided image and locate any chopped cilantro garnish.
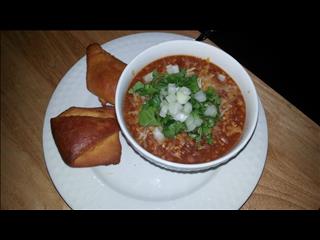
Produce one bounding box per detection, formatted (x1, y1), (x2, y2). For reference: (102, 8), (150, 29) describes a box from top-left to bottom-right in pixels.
(129, 66), (221, 144)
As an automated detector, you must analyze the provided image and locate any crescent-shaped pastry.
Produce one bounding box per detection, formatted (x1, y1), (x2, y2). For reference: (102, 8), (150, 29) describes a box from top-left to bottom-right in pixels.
(86, 43), (126, 105)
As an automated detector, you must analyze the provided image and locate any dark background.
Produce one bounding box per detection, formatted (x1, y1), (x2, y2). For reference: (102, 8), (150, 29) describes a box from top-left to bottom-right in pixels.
(1, 7), (317, 124)
(203, 30), (318, 124)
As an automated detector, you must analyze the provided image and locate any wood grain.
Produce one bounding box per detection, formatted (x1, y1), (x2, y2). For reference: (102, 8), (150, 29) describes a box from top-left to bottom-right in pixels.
(1, 31), (319, 209)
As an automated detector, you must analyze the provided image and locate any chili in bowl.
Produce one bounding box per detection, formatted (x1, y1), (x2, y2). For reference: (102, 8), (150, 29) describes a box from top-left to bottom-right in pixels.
(115, 40), (259, 172)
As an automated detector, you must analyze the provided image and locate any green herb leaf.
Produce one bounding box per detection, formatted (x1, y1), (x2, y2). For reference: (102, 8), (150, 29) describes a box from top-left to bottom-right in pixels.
(152, 70), (160, 80)
(185, 75), (200, 93)
(148, 95), (161, 109)
(188, 132), (201, 142)
(138, 105), (160, 126)
(205, 87), (221, 105)
(206, 135), (213, 144)
(139, 84), (158, 96)
(129, 81), (144, 94)
(163, 122), (185, 138)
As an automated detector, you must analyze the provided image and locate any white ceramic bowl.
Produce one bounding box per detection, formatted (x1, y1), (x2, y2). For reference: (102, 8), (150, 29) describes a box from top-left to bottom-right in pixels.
(115, 40), (259, 172)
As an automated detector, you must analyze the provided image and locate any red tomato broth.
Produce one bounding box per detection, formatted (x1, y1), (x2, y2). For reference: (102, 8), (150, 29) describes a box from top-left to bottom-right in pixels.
(124, 55), (246, 164)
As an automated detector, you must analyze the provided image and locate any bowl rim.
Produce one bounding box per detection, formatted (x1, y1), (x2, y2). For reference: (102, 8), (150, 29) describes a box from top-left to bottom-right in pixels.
(115, 40), (259, 170)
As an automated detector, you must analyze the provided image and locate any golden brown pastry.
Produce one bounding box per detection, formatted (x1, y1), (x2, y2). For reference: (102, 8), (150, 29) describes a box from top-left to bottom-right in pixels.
(51, 107), (121, 167)
(59, 106), (116, 118)
(86, 43), (126, 105)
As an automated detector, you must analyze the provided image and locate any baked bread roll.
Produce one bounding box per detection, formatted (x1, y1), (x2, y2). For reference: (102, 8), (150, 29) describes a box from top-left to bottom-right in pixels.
(86, 43), (126, 105)
(50, 107), (121, 167)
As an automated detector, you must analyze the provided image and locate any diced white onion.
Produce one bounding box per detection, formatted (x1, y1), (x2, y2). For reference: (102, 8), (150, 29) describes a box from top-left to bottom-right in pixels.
(166, 64), (180, 74)
(153, 127), (165, 143)
(185, 116), (196, 132)
(218, 74), (226, 82)
(176, 91), (190, 104)
(160, 88), (168, 96)
(183, 102), (192, 114)
(179, 87), (191, 96)
(168, 83), (178, 95)
(159, 103), (169, 118)
(160, 100), (168, 107)
(173, 112), (188, 122)
(194, 90), (207, 102)
(168, 102), (182, 115)
(166, 94), (176, 103)
(185, 115), (202, 131)
(204, 105), (217, 117)
(194, 117), (203, 127)
(157, 81), (206, 131)
(185, 115), (193, 125)
(143, 72), (153, 83)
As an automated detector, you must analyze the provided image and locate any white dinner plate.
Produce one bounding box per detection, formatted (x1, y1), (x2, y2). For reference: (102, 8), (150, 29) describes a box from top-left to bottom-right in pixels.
(42, 32), (268, 209)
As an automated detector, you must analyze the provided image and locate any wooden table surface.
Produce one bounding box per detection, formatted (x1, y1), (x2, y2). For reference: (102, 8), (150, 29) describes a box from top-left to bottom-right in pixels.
(1, 30), (319, 210)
